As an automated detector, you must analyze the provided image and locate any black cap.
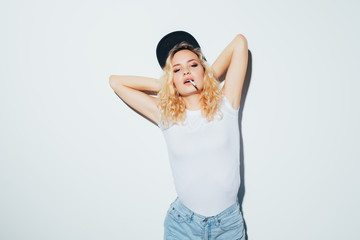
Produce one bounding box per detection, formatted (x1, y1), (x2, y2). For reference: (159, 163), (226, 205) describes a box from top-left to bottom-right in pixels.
(156, 30), (205, 69)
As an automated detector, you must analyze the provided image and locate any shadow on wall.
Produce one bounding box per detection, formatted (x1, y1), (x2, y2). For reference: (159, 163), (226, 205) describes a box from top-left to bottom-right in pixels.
(219, 49), (252, 240)
(239, 49), (252, 240)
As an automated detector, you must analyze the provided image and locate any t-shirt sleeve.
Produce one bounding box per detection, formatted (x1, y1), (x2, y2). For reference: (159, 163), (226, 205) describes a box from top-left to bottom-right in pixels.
(222, 95), (240, 116)
(219, 82), (240, 115)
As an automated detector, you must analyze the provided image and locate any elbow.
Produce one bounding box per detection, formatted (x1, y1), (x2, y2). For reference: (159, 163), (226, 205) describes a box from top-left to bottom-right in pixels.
(109, 75), (126, 89)
(109, 75), (115, 87)
(235, 33), (246, 41)
(234, 34), (248, 49)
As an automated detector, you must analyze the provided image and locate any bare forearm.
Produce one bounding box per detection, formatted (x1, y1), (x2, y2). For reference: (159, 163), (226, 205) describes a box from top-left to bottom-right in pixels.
(211, 34), (247, 79)
(109, 75), (160, 92)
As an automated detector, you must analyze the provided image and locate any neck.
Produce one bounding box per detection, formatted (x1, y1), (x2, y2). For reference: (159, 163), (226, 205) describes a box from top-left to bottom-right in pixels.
(182, 93), (201, 110)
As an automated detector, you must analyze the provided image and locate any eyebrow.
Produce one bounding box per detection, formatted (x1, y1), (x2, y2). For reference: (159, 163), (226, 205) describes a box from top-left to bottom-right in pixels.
(173, 59), (198, 68)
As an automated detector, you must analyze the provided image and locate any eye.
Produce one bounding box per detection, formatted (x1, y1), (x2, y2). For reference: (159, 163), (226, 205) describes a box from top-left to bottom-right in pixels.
(174, 69), (180, 73)
(191, 63), (198, 67)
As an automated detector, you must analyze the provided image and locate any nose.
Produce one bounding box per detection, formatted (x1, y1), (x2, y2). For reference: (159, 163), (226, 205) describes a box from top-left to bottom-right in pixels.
(183, 68), (190, 75)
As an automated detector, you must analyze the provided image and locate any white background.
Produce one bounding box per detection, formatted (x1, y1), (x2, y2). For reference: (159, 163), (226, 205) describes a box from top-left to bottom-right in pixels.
(1, 0), (359, 239)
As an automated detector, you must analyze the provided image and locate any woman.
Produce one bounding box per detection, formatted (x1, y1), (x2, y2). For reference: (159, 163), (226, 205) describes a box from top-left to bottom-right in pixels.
(109, 30), (248, 239)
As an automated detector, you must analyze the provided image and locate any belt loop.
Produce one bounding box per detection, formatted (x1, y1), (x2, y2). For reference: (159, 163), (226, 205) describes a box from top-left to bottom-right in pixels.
(215, 215), (220, 227)
(186, 211), (193, 223)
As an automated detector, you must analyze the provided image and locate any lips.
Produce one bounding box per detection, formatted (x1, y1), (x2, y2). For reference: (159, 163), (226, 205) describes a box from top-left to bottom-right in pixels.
(184, 77), (194, 84)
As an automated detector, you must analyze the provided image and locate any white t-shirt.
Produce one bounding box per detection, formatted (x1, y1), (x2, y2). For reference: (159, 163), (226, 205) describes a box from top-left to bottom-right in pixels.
(158, 95), (240, 217)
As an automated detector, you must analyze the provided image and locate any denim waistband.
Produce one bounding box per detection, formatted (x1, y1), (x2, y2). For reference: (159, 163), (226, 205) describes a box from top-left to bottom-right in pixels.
(169, 197), (240, 227)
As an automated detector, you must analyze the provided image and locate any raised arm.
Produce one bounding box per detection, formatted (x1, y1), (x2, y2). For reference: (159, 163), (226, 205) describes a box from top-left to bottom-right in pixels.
(109, 75), (160, 124)
(211, 34), (248, 110)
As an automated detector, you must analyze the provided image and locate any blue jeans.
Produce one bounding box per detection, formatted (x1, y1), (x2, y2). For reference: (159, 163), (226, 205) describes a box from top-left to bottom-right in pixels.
(164, 197), (246, 240)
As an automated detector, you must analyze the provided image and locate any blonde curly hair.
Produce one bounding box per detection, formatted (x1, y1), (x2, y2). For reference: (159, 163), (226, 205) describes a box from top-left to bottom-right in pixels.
(157, 42), (223, 128)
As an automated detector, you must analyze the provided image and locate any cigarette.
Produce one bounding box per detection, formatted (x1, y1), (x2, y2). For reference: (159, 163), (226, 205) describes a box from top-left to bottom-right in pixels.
(189, 80), (198, 90)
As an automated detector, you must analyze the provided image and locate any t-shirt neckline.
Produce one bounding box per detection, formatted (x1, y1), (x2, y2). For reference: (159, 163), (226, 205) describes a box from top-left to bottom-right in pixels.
(185, 108), (201, 116)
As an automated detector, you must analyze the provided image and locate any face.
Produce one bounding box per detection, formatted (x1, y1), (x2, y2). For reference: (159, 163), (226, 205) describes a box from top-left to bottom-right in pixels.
(171, 49), (205, 97)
